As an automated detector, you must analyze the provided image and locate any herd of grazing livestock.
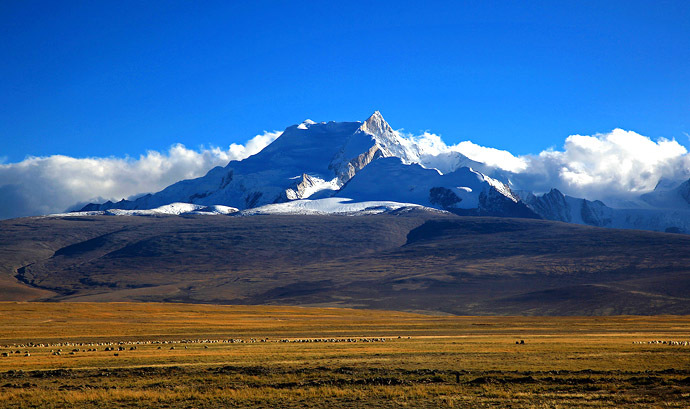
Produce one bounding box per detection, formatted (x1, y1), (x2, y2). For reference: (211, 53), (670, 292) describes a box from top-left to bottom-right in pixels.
(634, 340), (690, 346)
(0, 336), (399, 357)
(2, 337), (688, 358)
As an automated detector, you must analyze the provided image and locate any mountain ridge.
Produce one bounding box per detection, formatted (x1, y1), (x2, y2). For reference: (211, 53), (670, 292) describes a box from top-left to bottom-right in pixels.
(78, 111), (690, 234)
(4, 213), (690, 315)
(81, 112), (527, 219)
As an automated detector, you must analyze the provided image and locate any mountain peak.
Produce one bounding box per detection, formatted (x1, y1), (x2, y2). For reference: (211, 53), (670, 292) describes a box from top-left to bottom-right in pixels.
(297, 119), (317, 129)
(360, 111), (393, 135)
(367, 110), (383, 120)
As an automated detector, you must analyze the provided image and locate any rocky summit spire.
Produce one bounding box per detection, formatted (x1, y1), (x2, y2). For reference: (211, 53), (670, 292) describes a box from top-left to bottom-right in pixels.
(360, 111), (393, 136)
(356, 110), (419, 165)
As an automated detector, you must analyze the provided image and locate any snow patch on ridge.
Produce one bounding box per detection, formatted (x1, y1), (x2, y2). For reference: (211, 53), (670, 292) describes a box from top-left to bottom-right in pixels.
(47, 202), (238, 217)
(238, 197), (434, 216)
(297, 119), (317, 130)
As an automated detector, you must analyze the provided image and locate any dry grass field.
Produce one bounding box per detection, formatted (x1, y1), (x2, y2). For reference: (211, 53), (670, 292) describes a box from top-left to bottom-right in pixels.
(0, 303), (689, 408)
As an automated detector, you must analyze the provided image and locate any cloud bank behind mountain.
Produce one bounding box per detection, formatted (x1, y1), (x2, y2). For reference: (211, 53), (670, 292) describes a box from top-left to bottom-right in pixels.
(403, 128), (690, 203)
(0, 131), (281, 219)
(2, 126), (690, 219)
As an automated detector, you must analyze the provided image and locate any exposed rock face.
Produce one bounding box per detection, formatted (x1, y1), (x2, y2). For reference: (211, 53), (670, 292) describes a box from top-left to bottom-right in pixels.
(79, 195), (153, 212)
(580, 199), (611, 227)
(277, 174), (320, 202)
(219, 170), (233, 190)
(244, 191), (263, 208)
(477, 188), (540, 218)
(335, 145), (385, 184)
(328, 111), (417, 185)
(80, 201), (113, 212)
(520, 189), (572, 222)
(358, 110), (394, 137)
(520, 189), (611, 226)
(678, 180), (690, 205)
(429, 187), (461, 209)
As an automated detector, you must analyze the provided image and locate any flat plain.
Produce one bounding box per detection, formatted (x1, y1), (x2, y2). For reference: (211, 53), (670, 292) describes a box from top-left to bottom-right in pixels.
(0, 302), (689, 408)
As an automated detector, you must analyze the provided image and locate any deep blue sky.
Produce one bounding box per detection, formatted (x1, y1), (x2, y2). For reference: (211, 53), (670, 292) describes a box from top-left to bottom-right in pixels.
(2, 1), (689, 163)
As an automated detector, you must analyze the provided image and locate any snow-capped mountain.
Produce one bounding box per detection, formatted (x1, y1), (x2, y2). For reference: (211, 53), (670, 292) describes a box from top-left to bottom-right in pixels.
(84, 112), (415, 210)
(336, 157), (537, 218)
(79, 111), (690, 233)
(81, 112), (525, 218)
(519, 188), (690, 233)
(639, 178), (690, 210)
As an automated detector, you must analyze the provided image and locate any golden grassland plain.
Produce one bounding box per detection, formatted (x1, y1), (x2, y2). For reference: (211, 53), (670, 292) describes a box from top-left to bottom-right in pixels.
(0, 303), (688, 408)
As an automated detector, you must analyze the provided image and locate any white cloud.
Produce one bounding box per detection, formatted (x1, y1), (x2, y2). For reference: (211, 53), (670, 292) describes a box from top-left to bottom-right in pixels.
(400, 128), (690, 203)
(452, 141), (528, 173)
(514, 129), (690, 201)
(0, 131), (281, 219)
(398, 131), (528, 173)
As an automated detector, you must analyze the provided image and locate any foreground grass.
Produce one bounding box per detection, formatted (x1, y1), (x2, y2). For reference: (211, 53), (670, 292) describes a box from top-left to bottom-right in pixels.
(0, 303), (689, 408)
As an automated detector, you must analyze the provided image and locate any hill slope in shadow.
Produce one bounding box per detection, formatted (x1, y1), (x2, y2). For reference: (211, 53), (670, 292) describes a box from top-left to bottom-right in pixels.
(1, 213), (689, 315)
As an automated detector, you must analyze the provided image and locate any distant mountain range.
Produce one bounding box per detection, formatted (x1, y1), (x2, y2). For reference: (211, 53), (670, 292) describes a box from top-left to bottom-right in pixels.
(79, 112), (690, 233)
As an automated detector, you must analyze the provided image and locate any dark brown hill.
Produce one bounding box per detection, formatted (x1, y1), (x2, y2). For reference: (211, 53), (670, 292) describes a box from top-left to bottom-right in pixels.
(1, 213), (689, 315)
